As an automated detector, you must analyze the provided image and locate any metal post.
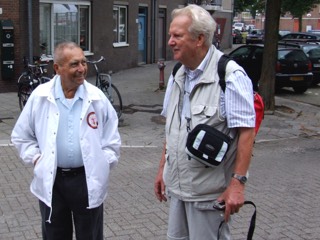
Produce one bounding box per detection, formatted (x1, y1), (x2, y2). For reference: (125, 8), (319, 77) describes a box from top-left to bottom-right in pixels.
(157, 60), (166, 90)
(28, 0), (33, 63)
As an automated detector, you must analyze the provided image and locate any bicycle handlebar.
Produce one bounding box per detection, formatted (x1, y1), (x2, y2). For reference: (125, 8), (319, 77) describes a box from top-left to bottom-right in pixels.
(87, 56), (105, 64)
(28, 63), (48, 68)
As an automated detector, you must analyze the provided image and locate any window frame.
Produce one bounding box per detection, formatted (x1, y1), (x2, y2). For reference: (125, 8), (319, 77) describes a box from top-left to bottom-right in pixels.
(113, 4), (129, 47)
(39, 0), (92, 56)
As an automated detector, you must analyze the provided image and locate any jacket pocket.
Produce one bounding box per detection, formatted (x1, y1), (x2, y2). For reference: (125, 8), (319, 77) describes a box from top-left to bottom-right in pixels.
(33, 153), (44, 179)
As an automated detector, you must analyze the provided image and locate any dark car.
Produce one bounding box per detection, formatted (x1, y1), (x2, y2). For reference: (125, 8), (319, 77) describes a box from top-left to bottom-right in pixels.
(279, 30), (291, 37)
(307, 30), (320, 35)
(228, 44), (313, 93)
(280, 32), (320, 43)
(232, 29), (243, 44)
(246, 29), (264, 44)
(279, 41), (320, 85)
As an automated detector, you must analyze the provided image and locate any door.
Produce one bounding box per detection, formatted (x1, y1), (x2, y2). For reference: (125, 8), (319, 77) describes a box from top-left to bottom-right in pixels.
(138, 8), (147, 63)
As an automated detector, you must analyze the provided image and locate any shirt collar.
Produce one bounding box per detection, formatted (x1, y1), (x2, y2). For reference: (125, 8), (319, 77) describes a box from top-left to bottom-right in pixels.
(185, 46), (213, 81)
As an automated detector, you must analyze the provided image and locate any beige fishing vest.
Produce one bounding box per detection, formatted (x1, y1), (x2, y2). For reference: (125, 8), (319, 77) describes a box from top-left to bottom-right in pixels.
(164, 47), (243, 201)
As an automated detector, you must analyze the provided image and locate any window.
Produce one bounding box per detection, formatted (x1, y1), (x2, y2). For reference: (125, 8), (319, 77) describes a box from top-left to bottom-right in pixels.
(113, 5), (128, 47)
(40, 1), (91, 55)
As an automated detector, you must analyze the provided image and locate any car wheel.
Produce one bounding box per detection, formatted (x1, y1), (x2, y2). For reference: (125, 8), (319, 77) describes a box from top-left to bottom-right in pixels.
(292, 86), (308, 94)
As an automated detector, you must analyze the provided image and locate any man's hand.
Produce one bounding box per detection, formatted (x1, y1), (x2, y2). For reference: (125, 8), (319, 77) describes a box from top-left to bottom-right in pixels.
(33, 155), (41, 166)
(217, 178), (245, 222)
(154, 142), (167, 202)
(217, 127), (255, 221)
(154, 169), (167, 202)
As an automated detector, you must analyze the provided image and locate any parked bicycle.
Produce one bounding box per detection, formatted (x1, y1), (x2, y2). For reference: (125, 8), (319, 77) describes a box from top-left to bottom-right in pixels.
(87, 56), (123, 118)
(17, 56), (51, 110)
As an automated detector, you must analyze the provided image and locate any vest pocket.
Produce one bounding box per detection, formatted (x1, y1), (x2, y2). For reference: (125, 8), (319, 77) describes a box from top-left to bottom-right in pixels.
(191, 105), (217, 124)
(188, 159), (226, 196)
(166, 105), (178, 134)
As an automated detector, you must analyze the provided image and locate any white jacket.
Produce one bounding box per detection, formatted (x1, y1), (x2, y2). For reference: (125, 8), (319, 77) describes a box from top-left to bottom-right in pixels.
(11, 76), (121, 210)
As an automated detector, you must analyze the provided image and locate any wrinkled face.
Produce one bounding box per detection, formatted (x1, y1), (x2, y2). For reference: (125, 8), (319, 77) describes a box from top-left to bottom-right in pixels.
(54, 47), (87, 88)
(168, 15), (198, 65)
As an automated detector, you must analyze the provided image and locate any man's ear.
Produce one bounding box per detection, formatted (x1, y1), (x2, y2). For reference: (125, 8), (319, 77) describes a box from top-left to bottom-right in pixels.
(197, 34), (205, 47)
(53, 63), (59, 74)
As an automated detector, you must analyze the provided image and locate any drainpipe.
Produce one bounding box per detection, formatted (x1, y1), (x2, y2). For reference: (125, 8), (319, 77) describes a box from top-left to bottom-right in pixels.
(151, 0), (156, 63)
(28, 0), (33, 63)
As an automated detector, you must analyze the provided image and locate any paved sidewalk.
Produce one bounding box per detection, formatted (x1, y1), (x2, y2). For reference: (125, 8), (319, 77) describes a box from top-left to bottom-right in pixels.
(0, 60), (320, 239)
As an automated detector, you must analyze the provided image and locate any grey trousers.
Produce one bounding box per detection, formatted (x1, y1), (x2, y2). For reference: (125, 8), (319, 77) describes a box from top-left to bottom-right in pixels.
(167, 196), (231, 240)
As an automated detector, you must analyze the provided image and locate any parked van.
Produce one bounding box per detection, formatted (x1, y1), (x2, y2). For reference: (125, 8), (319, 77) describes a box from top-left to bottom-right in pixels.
(233, 22), (245, 32)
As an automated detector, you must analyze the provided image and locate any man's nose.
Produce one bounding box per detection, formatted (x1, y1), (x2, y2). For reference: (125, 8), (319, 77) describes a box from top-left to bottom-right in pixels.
(77, 63), (86, 72)
(168, 36), (174, 46)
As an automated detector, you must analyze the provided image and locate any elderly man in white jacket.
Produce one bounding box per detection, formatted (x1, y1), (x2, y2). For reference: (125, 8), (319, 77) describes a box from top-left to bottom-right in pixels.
(11, 42), (121, 240)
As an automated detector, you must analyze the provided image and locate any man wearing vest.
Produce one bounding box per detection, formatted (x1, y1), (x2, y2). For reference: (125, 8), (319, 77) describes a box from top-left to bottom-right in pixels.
(154, 4), (256, 240)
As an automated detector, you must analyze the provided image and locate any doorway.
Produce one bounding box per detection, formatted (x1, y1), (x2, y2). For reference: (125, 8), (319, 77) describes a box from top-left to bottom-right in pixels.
(158, 8), (166, 60)
(138, 7), (147, 64)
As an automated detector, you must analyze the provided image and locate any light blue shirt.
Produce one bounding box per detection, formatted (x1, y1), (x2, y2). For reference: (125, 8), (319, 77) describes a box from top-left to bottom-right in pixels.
(55, 77), (84, 168)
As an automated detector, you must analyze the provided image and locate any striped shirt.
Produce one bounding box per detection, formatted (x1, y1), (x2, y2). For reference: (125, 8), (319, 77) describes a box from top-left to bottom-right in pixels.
(162, 51), (255, 129)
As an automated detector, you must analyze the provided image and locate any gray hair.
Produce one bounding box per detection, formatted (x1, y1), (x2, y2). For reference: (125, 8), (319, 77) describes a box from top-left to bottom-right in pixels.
(53, 41), (81, 65)
(172, 4), (216, 47)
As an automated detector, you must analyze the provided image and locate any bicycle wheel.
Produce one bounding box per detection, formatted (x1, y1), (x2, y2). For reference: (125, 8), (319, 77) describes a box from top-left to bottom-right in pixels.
(101, 82), (123, 118)
(17, 74), (33, 111)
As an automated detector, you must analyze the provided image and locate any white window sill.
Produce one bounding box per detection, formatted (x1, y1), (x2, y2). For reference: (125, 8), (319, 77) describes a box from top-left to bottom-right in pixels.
(113, 43), (129, 48)
(40, 52), (94, 62)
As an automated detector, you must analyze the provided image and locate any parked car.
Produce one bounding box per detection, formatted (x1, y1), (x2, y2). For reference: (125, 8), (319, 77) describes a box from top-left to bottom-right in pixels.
(233, 22), (245, 32)
(232, 29), (243, 44)
(245, 24), (255, 32)
(279, 30), (291, 38)
(228, 44), (313, 93)
(246, 29), (264, 44)
(307, 30), (320, 35)
(280, 32), (320, 42)
(279, 41), (320, 85)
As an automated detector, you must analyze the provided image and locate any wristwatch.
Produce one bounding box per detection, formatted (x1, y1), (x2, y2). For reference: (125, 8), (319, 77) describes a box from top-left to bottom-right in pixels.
(231, 173), (247, 184)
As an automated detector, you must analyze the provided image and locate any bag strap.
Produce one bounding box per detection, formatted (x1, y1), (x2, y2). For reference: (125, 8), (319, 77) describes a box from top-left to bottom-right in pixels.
(218, 54), (232, 93)
(217, 201), (257, 240)
(172, 62), (182, 77)
(243, 201), (257, 240)
(172, 55), (231, 90)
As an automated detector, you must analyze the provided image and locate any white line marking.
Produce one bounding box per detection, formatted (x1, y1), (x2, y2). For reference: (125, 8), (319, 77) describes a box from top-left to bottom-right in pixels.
(121, 145), (158, 148)
(0, 143), (14, 147)
(255, 136), (299, 143)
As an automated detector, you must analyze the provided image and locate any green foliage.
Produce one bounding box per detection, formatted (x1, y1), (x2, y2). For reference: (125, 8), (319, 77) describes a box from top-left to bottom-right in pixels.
(281, 0), (320, 18)
(234, 0), (255, 14)
(234, 0), (266, 18)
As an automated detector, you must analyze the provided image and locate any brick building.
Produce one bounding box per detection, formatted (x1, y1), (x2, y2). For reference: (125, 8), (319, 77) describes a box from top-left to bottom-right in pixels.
(235, 4), (320, 32)
(0, 0), (234, 93)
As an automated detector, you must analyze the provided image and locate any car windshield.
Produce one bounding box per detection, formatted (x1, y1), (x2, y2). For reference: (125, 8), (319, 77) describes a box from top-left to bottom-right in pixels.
(230, 47), (253, 58)
(250, 30), (262, 35)
(278, 49), (308, 61)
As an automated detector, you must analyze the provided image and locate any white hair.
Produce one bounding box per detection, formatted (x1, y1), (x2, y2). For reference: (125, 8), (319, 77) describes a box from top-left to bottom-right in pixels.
(172, 4), (217, 47)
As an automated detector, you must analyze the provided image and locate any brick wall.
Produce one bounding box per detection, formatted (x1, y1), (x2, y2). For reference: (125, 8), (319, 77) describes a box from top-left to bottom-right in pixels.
(0, 0), (20, 92)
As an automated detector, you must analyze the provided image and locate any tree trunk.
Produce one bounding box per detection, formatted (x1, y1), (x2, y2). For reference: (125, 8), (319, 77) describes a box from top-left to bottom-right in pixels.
(259, 0), (281, 112)
(299, 16), (303, 32)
